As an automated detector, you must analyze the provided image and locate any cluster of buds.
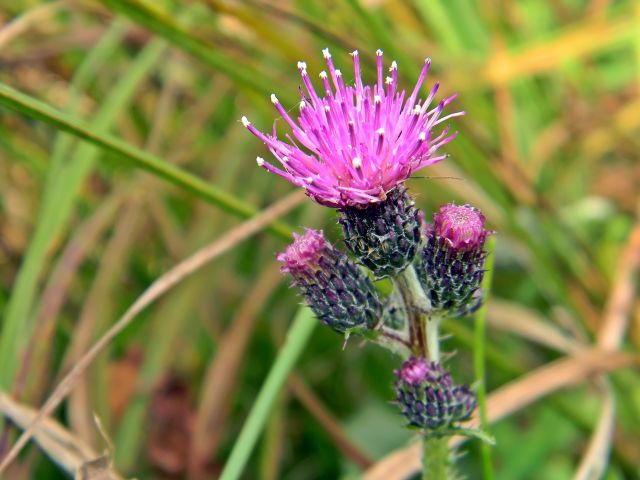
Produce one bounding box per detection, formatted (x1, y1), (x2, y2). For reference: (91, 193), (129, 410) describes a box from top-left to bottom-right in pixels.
(244, 49), (493, 436)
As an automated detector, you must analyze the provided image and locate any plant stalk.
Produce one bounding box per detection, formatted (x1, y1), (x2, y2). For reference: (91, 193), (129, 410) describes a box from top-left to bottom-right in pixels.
(397, 266), (430, 356)
(426, 315), (441, 362)
(396, 266), (450, 478)
(423, 435), (449, 480)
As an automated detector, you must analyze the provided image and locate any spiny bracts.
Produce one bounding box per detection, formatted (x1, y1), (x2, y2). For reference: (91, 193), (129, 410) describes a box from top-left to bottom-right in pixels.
(339, 185), (422, 279)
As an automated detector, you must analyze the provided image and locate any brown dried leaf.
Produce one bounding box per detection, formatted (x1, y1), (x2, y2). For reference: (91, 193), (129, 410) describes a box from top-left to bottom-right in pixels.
(147, 375), (195, 475)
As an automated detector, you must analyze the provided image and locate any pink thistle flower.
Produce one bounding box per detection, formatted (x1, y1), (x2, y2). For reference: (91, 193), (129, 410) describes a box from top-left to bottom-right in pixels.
(242, 49), (464, 208)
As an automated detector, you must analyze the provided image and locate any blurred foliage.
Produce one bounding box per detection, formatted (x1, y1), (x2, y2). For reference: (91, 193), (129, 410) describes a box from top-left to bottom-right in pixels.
(0, 0), (639, 479)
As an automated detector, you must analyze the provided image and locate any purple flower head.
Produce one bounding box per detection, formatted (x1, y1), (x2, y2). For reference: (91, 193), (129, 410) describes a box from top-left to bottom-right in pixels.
(242, 49), (463, 208)
(434, 203), (488, 251)
(277, 228), (328, 275)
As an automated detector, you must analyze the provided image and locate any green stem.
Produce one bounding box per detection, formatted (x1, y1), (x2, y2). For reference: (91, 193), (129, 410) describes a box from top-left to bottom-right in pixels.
(423, 436), (449, 480)
(397, 266), (431, 356)
(426, 316), (441, 363)
(396, 266), (450, 478)
(400, 265), (431, 311)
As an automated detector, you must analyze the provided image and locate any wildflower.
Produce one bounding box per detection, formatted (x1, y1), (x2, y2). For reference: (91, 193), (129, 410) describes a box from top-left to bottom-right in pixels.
(394, 357), (476, 430)
(417, 204), (491, 316)
(278, 228), (383, 333)
(242, 49), (463, 208)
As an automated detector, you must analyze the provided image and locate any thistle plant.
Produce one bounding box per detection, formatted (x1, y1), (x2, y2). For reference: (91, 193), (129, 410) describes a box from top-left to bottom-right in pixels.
(244, 49), (493, 479)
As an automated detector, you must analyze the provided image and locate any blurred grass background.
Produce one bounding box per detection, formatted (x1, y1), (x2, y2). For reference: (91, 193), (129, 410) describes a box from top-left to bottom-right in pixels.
(0, 0), (639, 479)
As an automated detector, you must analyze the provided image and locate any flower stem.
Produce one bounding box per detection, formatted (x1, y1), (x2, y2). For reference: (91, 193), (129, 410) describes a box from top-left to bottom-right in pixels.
(400, 265), (431, 311)
(422, 309), (448, 479)
(426, 316), (441, 362)
(397, 266), (431, 356)
(396, 268), (450, 478)
(423, 436), (449, 480)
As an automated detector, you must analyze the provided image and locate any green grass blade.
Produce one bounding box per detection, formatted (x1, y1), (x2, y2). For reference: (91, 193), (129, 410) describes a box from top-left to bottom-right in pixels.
(219, 306), (316, 480)
(100, 0), (273, 98)
(473, 235), (496, 480)
(0, 83), (293, 239)
(0, 35), (167, 389)
(45, 19), (129, 196)
(0, 22), (130, 389)
(412, 0), (465, 54)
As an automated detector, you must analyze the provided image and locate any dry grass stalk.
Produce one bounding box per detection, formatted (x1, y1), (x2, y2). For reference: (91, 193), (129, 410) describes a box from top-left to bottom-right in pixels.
(574, 223), (640, 478)
(597, 223), (640, 350)
(0, 1), (67, 50)
(574, 381), (616, 480)
(488, 299), (585, 354)
(14, 194), (124, 402)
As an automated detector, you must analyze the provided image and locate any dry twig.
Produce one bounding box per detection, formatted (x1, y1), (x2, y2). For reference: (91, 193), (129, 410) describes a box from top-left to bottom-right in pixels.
(574, 381), (616, 480)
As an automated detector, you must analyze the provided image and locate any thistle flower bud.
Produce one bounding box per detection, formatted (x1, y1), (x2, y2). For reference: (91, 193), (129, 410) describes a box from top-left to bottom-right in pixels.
(394, 358), (476, 430)
(434, 203), (488, 251)
(338, 185), (422, 279)
(417, 203), (491, 317)
(278, 228), (383, 333)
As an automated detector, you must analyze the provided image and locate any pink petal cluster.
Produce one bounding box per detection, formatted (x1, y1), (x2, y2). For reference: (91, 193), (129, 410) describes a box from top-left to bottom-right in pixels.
(397, 357), (430, 385)
(276, 228), (328, 275)
(433, 203), (488, 251)
(242, 49), (463, 208)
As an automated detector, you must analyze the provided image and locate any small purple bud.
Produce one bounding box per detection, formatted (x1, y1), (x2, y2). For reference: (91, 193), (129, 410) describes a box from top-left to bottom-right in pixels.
(433, 203), (488, 251)
(417, 203), (492, 317)
(278, 228), (383, 334)
(394, 359), (476, 431)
